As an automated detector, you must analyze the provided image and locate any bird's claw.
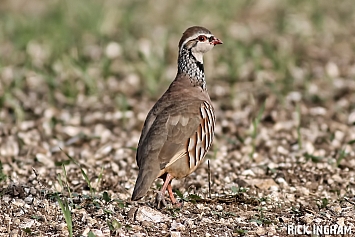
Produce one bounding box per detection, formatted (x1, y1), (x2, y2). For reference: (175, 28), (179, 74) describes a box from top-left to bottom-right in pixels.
(155, 192), (167, 209)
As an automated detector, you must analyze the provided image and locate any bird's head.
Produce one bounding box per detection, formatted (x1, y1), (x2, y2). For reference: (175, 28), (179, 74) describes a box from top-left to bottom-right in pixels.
(178, 26), (222, 63)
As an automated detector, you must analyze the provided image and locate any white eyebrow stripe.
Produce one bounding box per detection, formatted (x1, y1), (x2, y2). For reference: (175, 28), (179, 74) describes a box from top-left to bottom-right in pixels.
(180, 33), (214, 52)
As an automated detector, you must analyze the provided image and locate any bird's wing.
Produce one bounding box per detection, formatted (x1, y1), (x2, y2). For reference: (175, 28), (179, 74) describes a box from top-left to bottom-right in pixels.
(132, 99), (211, 200)
(158, 100), (215, 176)
(136, 99), (203, 168)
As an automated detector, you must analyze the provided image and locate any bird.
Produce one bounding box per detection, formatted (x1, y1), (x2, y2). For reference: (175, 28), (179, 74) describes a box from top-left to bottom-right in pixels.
(131, 26), (222, 208)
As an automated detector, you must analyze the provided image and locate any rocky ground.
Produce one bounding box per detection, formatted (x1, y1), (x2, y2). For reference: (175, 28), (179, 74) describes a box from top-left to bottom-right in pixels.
(1, 77), (355, 236)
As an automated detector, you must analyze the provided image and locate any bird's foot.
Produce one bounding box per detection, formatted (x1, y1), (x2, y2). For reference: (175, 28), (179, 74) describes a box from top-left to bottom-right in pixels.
(172, 200), (183, 208)
(155, 193), (184, 209)
(155, 192), (167, 209)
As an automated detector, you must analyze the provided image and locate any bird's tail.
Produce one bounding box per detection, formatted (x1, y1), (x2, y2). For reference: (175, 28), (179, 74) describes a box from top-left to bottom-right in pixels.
(131, 167), (158, 201)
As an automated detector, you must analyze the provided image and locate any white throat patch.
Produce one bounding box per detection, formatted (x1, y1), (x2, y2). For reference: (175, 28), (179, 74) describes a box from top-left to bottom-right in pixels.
(192, 51), (203, 63)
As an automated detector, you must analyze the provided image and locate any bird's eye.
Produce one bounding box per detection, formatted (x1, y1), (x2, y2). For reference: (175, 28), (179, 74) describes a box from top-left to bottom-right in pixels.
(198, 35), (207, 41)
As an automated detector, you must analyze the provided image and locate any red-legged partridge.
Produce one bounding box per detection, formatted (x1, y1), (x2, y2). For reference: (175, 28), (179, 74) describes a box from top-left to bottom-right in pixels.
(131, 26), (222, 208)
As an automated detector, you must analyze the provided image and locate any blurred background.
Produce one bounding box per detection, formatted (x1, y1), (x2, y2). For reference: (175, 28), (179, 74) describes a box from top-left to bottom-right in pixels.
(1, 0), (354, 125)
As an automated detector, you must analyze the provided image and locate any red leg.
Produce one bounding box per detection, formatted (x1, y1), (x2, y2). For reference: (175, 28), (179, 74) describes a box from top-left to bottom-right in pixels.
(156, 173), (173, 208)
(156, 173), (182, 208)
(167, 183), (183, 207)
(167, 183), (177, 204)
(161, 174), (172, 195)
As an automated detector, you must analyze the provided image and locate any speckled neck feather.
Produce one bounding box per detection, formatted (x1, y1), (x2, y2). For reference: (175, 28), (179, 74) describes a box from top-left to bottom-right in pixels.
(177, 47), (206, 90)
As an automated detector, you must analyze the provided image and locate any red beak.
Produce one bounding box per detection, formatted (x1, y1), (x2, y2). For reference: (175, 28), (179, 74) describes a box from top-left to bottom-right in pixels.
(211, 37), (223, 45)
